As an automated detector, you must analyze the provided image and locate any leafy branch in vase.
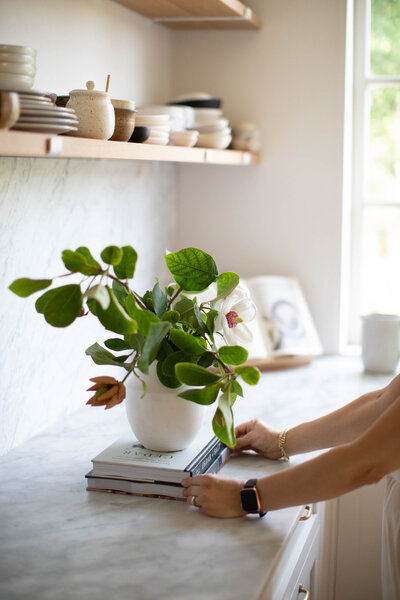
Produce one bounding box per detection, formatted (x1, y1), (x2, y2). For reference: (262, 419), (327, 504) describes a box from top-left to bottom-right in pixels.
(9, 245), (260, 447)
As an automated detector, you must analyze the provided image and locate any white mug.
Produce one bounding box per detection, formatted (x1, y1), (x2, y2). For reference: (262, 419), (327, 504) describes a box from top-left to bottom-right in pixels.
(361, 314), (400, 373)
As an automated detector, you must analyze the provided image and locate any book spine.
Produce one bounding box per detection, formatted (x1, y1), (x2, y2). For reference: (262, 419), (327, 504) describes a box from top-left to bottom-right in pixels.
(203, 448), (229, 474)
(190, 441), (227, 476)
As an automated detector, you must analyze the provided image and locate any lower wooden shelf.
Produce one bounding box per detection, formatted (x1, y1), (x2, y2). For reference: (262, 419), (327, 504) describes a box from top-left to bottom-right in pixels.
(0, 130), (260, 166)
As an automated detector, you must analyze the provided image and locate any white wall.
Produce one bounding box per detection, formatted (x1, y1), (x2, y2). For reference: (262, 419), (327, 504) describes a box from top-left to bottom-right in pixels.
(172, 0), (348, 353)
(0, 0), (177, 455)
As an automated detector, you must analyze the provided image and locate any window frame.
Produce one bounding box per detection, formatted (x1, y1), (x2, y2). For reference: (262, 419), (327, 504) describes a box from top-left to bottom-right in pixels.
(348, 0), (400, 344)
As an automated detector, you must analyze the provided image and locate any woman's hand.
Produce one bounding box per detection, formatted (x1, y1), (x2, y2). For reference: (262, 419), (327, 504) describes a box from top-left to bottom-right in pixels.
(233, 419), (282, 460)
(182, 474), (246, 518)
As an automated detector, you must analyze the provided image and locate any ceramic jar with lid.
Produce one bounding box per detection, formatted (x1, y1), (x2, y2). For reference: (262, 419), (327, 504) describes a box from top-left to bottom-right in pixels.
(67, 81), (114, 140)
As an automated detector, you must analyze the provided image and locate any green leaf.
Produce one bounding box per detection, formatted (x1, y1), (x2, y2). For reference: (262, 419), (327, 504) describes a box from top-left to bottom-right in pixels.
(206, 309), (219, 335)
(90, 286), (137, 335)
(217, 345), (248, 366)
(175, 363), (220, 386)
(62, 249), (100, 276)
(214, 272), (240, 301)
(85, 284), (110, 310)
(212, 388), (235, 447)
(125, 295), (159, 336)
(161, 310), (180, 324)
(234, 365), (261, 385)
(100, 246), (123, 266)
(156, 339), (174, 362)
(174, 296), (194, 316)
(43, 284), (82, 328)
(113, 246), (137, 279)
(152, 281), (167, 318)
(162, 351), (191, 377)
(193, 301), (207, 334)
(9, 278), (52, 298)
(231, 379), (244, 397)
(75, 247), (101, 270)
(125, 332), (145, 352)
(104, 338), (132, 351)
(169, 329), (206, 356)
(156, 359), (181, 389)
(35, 288), (60, 313)
(165, 247), (218, 292)
(197, 352), (215, 369)
(178, 384), (220, 405)
(112, 280), (128, 306)
(85, 342), (129, 367)
(137, 321), (171, 374)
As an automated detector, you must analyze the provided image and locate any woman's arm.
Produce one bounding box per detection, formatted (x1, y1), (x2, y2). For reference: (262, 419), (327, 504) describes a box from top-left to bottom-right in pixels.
(182, 389), (400, 518)
(235, 375), (400, 459)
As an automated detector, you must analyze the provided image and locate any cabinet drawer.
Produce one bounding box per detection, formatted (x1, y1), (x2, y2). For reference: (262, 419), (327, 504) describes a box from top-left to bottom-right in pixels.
(258, 504), (320, 600)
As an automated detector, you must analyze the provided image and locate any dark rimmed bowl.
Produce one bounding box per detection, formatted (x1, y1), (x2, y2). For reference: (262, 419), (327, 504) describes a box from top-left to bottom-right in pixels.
(167, 98), (222, 109)
(128, 126), (150, 143)
(55, 95), (70, 107)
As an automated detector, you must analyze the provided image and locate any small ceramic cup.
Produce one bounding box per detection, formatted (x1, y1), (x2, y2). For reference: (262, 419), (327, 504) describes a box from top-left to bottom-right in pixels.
(361, 313), (400, 373)
(110, 99), (136, 142)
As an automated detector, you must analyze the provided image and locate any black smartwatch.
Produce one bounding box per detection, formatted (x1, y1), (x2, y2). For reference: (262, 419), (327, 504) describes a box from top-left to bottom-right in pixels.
(240, 478), (267, 517)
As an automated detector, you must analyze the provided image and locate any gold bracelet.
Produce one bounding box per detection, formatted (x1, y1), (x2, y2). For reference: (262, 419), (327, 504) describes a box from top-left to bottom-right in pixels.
(278, 429), (290, 461)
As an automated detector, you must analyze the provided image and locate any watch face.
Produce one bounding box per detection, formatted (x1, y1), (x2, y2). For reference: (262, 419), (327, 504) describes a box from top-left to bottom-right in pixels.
(240, 488), (259, 513)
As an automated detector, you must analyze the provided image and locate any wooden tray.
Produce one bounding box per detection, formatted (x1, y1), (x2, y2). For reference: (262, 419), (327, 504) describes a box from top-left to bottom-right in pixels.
(245, 355), (314, 372)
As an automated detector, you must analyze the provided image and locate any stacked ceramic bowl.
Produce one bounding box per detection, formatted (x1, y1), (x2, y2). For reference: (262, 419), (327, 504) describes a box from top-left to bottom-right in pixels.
(171, 93), (231, 150)
(136, 110), (171, 145)
(0, 44), (36, 90)
(169, 130), (199, 147)
(232, 122), (261, 153)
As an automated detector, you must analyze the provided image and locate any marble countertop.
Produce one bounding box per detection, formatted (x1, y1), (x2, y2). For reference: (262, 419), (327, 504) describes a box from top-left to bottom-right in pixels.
(0, 356), (393, 600)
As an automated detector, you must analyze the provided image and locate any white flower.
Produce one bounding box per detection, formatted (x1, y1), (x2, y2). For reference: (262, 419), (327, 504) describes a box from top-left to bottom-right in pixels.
(214, 285), (256, 346)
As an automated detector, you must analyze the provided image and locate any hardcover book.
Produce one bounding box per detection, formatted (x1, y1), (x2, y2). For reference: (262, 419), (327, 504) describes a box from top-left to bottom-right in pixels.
(90, 430), (227, 484)
(86, 446), (229, 500)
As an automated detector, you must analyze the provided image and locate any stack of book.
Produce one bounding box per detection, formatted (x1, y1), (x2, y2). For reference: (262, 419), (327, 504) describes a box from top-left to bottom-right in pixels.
(86, 432), (229, 501)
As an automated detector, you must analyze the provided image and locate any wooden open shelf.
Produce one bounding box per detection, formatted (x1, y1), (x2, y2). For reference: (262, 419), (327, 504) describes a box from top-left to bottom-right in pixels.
(112, 0), (262, 29)
(0, 130), (260, 166)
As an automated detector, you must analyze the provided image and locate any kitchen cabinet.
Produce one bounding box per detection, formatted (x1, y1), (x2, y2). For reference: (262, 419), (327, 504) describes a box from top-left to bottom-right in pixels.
(110, 0), (262, 29)
(260, 505), (320, 599)
(0, 130), (259, 165)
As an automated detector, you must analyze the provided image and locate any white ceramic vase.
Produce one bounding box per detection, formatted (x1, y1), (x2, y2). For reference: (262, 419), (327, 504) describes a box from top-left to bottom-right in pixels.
(125, 364), (205, 451)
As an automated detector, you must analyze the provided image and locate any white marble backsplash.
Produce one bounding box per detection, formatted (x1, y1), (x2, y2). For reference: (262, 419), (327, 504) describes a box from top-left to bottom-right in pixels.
(0, 157), (178, 455)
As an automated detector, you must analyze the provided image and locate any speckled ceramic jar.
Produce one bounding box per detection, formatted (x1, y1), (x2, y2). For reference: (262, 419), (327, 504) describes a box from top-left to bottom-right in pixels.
(67, 81), (114, 140)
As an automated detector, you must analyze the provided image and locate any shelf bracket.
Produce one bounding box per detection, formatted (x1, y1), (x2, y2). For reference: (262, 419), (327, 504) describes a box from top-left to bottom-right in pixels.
(46, 137), (63, 157)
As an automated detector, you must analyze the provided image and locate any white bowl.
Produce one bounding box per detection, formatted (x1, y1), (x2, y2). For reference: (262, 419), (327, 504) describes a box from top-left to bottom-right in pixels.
(191, 119), (229, 133)
(144, 137), (169, 145)
(0, 72), (34, 90)
(0, 61), (36, 75)
(0, 52), (36, 65)
(148, 125), (171, 134)
(196, 133), (232, 149)
(0, 44), (36, 55)
(170, 131), (199, 147)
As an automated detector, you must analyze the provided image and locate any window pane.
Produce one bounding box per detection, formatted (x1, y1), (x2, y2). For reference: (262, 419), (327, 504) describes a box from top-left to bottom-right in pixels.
(367, 85), (400, 203)
(361, 205), (400, 314)
(370, 0), (400, 75)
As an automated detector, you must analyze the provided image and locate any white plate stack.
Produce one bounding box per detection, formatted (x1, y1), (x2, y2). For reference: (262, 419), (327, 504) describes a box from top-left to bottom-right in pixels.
(0, 44), (36, 90)
(192, 109), (232, 149)
(137, 105), (195, 132)
(11, 89), (79, 134)
(136, 112), (171, 145)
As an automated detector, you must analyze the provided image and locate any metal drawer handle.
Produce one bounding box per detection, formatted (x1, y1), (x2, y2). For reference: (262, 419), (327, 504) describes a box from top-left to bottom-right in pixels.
(299, 505), (312, 521)
(298, 584), (310, 599)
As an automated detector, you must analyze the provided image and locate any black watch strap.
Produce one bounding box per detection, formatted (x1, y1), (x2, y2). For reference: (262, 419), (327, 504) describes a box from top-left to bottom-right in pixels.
(240, 478), (267, 517)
